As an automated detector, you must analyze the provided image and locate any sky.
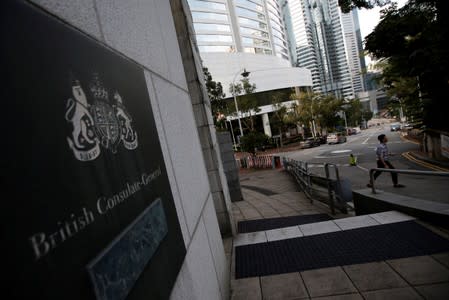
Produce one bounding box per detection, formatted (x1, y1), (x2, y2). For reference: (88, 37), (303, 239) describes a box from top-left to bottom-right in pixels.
(357, 0), (408, 66)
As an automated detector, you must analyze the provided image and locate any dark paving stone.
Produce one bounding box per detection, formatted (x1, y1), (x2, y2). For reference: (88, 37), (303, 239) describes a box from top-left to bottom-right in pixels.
(238, 214), (333, 233)
(362, 287), (422, 300)
(311, 294), (363, 300)
(432, 252), (449, 269)
(301, 267), (357, 298)
(241, 185), (277, 196)
(343, 261), (408, 291)
(415, 282), (449, 300)
(235, 221), (449, 279)
(387, 256), (449, 285)
(260, 272), (308, 299)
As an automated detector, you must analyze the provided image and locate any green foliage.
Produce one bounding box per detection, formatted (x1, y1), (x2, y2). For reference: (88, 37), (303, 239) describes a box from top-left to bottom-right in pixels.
(291, 92), (344, 133)
(229, 76), (259, 132)
(338, 0), (392, 13)
(239, 132), (270, 154)
(343, 99), (363, 126)
(362, 110), (374, 121)
(203, 67), (227, 128)
(364, 0), (449, 130)
(270, 91), (289, 131)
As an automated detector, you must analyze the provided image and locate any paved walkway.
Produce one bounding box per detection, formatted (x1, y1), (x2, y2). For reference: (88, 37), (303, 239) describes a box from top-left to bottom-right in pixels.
(224, 169), (449, 300)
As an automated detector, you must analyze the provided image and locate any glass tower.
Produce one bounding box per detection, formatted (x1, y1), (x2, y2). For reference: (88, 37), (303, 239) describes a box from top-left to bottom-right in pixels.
(188, 0), (290, 61)
(341, 9), (366, 93)
(282, 0), (358, 99)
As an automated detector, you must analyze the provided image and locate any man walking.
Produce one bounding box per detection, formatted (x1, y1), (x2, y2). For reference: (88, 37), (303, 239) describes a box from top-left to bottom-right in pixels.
(367, 134), (405, 188)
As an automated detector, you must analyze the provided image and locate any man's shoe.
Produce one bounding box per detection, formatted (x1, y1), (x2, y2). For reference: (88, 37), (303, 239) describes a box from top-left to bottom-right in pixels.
(394, 184), (405, 188)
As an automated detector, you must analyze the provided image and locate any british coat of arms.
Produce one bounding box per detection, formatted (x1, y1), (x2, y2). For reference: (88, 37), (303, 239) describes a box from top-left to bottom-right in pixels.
(65, 74), (138, 161)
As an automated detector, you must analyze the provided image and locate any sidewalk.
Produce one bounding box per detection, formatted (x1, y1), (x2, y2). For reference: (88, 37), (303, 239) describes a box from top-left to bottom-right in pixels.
(224, 169), (449, 300)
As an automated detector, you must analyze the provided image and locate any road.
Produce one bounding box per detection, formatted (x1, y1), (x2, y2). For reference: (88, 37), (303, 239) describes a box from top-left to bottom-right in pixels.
(281, 125), (449, 204)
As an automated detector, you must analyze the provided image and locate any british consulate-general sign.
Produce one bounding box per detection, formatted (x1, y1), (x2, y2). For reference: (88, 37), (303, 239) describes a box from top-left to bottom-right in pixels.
(2, 1), (186, 299)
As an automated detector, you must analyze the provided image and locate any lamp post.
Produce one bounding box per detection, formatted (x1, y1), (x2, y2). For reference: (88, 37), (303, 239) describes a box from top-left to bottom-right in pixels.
(232, 68), (250, 138)
(228, 120), (236, 149)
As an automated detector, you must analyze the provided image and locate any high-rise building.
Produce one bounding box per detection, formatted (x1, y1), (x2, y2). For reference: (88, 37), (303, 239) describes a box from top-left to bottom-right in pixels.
(282, 0), (360, 100)
(187, 0), (313, 137)
(341, 8), (366, 93)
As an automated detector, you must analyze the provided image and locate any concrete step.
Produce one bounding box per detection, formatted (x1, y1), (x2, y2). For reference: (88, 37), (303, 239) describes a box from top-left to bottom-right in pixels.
(353, 188), (449, 229)
(233, 211), (415, 247)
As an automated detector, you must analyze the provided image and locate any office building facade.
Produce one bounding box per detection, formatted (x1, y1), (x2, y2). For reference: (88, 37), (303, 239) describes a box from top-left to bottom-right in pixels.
(187, 0), (313, 137)
(282, 0), (361, 100)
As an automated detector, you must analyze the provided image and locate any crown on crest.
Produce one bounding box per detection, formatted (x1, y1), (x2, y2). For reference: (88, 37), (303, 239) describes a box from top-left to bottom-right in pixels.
(90, 73), (109, 101)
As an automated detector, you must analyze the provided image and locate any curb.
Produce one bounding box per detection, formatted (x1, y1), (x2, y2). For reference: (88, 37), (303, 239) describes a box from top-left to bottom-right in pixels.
(402, 152), (449, 172)
(399, 133), (420, 145)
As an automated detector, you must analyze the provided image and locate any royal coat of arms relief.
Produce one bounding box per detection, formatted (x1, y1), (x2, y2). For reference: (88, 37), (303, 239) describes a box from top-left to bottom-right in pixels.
(65, 74), (138, 161)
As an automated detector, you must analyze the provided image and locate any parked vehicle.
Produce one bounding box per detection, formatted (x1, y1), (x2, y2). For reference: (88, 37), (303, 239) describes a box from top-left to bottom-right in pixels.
(327, 132), (347, 144)
(301, 137), (320, 148)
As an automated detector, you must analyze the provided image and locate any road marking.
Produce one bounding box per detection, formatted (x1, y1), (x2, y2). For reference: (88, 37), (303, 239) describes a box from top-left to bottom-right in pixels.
(330, 149), (351, 154)
(356, 165), (369, 172)
(402, 152), (449, 172)
(362, 133), (373, 144)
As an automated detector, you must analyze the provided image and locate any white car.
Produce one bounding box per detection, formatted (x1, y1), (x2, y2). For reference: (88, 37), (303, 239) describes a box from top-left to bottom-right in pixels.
(327, 133), (346, 144)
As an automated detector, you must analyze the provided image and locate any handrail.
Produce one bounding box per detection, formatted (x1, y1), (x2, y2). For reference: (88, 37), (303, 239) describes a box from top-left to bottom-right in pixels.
(369, 168), (449, 194)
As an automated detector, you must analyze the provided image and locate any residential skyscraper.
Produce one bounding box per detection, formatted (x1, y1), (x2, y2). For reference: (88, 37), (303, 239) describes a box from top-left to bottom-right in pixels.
(282, 0), (359, 99)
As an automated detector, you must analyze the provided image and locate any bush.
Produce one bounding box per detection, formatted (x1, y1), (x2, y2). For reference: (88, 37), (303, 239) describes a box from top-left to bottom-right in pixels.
(240, 132), (270, 154)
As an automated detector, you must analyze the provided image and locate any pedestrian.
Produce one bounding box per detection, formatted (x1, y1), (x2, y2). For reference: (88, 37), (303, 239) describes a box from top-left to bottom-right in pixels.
(367, 134), (405, 188)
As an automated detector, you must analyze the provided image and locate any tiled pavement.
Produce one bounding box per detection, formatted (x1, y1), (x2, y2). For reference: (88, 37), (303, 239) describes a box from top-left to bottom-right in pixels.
(224, 169), (449, 300)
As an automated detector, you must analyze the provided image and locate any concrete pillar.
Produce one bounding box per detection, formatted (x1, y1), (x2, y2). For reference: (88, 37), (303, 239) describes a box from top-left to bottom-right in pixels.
(262, 113), (272, 137)
(170, 0), (235, 237)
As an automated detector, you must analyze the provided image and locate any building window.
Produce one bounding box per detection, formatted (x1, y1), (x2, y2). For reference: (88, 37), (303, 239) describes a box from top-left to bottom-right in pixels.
(244, 47), (272, 55)
(238, 17), (267, 30)
(188, 0), (226, 11)
(235, 7), (266, 21)
(235, 0), (263, 7)
(239, 26), (269, 38)
(242, 37), (270, 47)
(235, 0), (264, 12)
(198, 45), (235, 52)
(196, 34), (233, 42)
(193, 23), (231, 32)
(192, 11), (228, 21)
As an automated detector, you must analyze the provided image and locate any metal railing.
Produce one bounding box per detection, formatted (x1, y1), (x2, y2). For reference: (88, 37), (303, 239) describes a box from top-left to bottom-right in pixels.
(283, 158), (351, 215)
(324, 163), (340, 215)
(283, 158), (313, 200)
(369, 168), (449, 194)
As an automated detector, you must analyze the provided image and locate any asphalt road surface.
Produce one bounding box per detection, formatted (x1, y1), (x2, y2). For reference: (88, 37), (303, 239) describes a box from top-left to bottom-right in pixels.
(281, 125), (449, 204)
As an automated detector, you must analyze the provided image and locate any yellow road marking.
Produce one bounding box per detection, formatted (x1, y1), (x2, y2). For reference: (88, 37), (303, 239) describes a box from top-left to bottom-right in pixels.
(402, 152), (449, 172)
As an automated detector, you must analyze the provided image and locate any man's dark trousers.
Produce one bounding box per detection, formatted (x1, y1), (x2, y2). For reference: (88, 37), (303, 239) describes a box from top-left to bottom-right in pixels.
(373, 160), (398, 185)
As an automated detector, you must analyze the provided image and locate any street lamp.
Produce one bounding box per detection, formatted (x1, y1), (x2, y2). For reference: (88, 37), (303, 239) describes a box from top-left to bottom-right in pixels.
(232, 68), (250, 137)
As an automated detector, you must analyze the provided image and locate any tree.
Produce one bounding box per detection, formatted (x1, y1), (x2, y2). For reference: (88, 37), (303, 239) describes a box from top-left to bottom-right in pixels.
(203, 67), (227, 128)
(239, 132), (269, 155)
(315, 94), (344, 132)
(270, 91), (289, 147)
(343, 0), (449, 130)
(338, 0), (392, 13)
(290, 92), (343, 135)
(343, 99), (363, 127)
(229, 76), (259, 132)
